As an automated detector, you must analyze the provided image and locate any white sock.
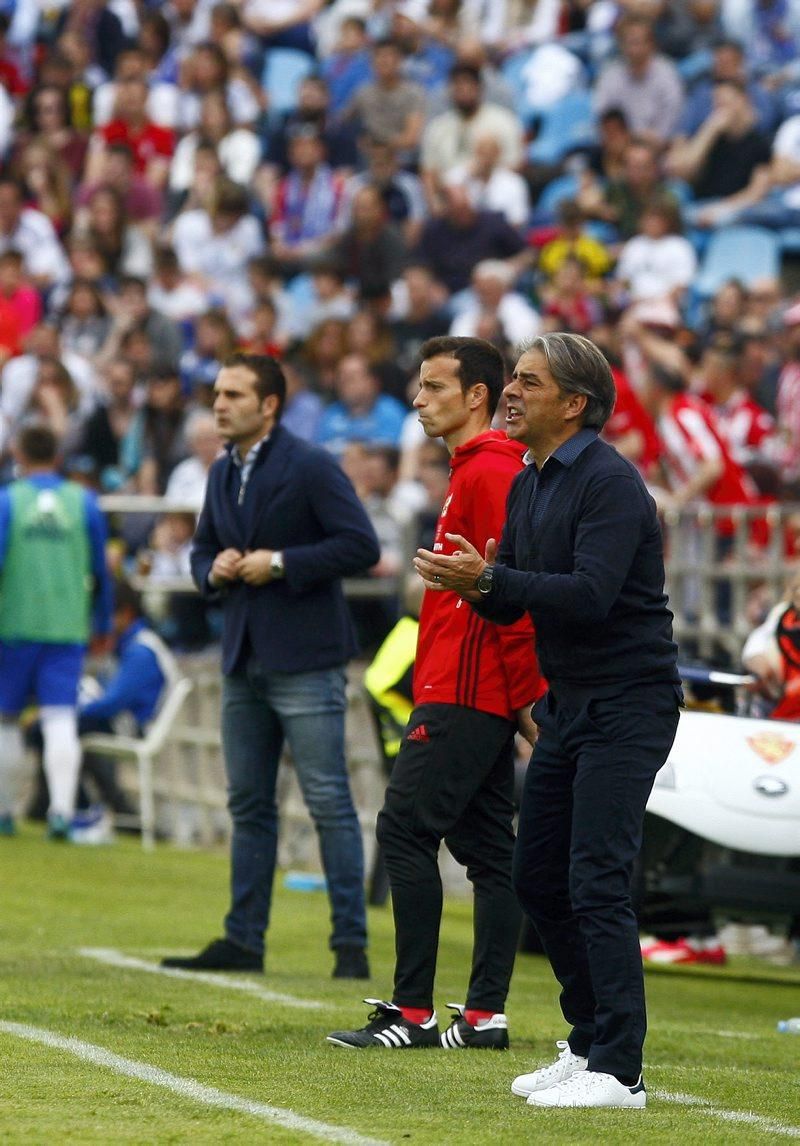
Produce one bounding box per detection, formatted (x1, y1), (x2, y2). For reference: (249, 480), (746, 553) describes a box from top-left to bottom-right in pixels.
(0, 718), (26, 817)
(41, 706), (81, 819)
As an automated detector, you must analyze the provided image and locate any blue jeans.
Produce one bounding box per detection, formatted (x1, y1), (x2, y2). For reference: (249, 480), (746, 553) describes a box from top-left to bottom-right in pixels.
(222, 659), (366, 955)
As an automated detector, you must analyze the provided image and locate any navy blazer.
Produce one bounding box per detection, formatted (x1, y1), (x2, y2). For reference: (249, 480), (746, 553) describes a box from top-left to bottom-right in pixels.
(191, 424), (380, 675)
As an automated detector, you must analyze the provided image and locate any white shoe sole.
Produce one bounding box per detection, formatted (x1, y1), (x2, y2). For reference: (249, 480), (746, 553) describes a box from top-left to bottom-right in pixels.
(527, 1094), (646, 1109)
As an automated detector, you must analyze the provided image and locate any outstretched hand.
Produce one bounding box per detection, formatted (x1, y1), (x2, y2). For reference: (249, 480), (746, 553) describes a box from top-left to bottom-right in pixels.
(414, 533), (493, 599)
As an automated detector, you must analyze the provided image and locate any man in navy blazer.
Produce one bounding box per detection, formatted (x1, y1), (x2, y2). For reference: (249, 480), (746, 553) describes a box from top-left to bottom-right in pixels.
(161, 353), (380, 979)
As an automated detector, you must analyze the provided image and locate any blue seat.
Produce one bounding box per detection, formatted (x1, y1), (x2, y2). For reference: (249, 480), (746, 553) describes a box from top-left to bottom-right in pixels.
(528, 90), (596, 166)
(531, 173), (580, 225)
(693, 225), (780, 298)
(261, 48), (315, 121)
(500, 49), (537, 126)
(780, 227), (800, 253)
(676, 49), (713, 84)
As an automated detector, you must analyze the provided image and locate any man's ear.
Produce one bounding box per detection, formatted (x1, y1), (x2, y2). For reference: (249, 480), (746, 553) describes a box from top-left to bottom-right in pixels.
(565, 392), (588, 423)
(469, 382), (488, 410)
(262, 393), (280, 420)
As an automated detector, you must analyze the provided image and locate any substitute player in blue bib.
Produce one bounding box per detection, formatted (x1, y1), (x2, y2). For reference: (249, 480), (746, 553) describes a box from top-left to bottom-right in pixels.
(0, 423), (113, 838)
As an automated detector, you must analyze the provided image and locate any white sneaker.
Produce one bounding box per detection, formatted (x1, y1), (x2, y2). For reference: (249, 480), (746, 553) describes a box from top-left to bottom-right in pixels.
(526, 1070), (646, 1108)
(511, 1040), (588, 1097)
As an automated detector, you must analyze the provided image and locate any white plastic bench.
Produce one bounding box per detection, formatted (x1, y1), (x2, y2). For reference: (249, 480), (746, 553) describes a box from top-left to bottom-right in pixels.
(80, 677), (194, 850)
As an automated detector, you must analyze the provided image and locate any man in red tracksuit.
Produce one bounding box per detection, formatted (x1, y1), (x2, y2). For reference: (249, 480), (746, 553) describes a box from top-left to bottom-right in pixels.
(329, 336), (543, 1052)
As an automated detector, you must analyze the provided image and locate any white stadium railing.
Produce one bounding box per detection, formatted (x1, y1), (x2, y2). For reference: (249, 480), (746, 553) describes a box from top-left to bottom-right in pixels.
(94, 496), (800, 857)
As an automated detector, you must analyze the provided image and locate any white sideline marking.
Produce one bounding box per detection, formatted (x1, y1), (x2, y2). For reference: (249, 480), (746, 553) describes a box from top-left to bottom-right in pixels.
(652, 1089), (800, 1138)
(0, 1021), (386, 1146)
(78, 947), (323, 1010)
(663, 1024), (761, 1041)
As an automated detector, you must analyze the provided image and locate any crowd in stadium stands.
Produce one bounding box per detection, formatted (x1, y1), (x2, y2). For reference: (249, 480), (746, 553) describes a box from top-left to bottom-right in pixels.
(5, 0), (800, 649)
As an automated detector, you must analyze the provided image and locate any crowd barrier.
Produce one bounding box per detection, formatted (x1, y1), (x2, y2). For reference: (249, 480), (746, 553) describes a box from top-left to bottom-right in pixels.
(661, 502), (799, 661)
(96, 496), (800, 856)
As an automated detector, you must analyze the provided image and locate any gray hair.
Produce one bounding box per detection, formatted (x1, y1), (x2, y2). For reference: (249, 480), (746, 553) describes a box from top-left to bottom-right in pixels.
(515, 332), (616, 430)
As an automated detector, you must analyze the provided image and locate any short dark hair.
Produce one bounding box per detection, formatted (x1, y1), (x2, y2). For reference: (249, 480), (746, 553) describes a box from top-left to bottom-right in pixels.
(114, 579), (143, 617)
(516, 333), (617, 430)
(107, 141), (135, 163)
(642, 193), (683, 235)
(223, 352), (287, 418)
(119, 274), (147, 294)
(713, 77), (748, 96)
(650, 362), (687, 394)
(419, 336), (505, 417)
(714, 38), (745, 57)
(16, 422), (59, 464)
(212, 179), (249, 218)
(449, 63), (481, 85)
(0, 175), (23, 199)
(600, 106), (628, 129)
(155, 245), (179, 272)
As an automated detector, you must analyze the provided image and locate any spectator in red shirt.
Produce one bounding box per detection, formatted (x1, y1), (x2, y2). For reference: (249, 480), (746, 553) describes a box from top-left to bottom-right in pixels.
(87, 78), (175, 190)
(0, 250), (41, 364)
(0, 14), (28, 96)
(604, 365), (661, 472)
(696, 331), (779, 484)
(645, 362), (760, 515)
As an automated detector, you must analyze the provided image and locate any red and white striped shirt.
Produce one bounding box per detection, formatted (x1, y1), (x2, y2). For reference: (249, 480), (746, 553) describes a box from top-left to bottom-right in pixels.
(658, 393), (760, 510)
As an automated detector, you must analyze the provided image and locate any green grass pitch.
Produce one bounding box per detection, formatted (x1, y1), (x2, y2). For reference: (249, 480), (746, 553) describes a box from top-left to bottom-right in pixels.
(1, 825), (798, 1143)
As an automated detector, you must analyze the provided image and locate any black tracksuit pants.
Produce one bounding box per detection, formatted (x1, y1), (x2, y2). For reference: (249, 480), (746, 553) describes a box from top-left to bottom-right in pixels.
(376, 702), (520, 1013)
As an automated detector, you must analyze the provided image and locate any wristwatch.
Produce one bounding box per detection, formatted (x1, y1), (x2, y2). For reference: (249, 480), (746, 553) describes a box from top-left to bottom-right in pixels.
(475, 565), (494, 595)
(270, 550), (285, 579)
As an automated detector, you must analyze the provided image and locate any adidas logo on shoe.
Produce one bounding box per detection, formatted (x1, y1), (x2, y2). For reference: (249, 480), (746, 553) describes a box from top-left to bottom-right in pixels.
(406, 724), (430, 743)
(327, 999), (440, 1049)
(440, 1003), (509, 1049)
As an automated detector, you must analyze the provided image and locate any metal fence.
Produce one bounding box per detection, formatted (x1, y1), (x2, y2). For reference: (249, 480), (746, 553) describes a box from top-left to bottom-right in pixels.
(662, 502), (799, 661)
(97, 496), (800, 853)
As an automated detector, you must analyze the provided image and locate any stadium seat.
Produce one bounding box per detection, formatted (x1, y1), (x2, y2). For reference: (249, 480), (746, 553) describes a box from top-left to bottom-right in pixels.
(531, 173), (580, 224)
(501, 46), (587, 130)
(528, 90), (596, 166)
(779, 227), (800, 253)
(80, 676), (193, 850)
(676, 48), (713, 83)
(261, 48), (315, 121)
(693, 225), (780, 298)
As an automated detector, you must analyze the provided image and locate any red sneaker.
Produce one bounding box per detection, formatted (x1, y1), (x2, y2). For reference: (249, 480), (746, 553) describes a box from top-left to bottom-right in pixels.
(640, 937), (727, 965)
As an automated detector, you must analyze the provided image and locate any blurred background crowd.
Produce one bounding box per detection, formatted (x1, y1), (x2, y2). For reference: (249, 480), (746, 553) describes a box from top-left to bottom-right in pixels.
(5, 0), (800, 651)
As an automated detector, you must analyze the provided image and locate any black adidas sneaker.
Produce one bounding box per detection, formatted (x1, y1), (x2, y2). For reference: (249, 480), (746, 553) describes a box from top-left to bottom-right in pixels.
(440, 1003), (510, 1049)
(327, 999), (440, 1049)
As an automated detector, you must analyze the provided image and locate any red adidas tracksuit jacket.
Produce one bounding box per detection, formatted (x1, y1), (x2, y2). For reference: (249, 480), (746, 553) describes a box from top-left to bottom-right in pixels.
(413, 429), (543, 720)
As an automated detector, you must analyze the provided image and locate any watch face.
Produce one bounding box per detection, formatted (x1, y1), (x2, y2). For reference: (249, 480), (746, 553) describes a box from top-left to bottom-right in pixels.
(477, 568), (493, 593)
